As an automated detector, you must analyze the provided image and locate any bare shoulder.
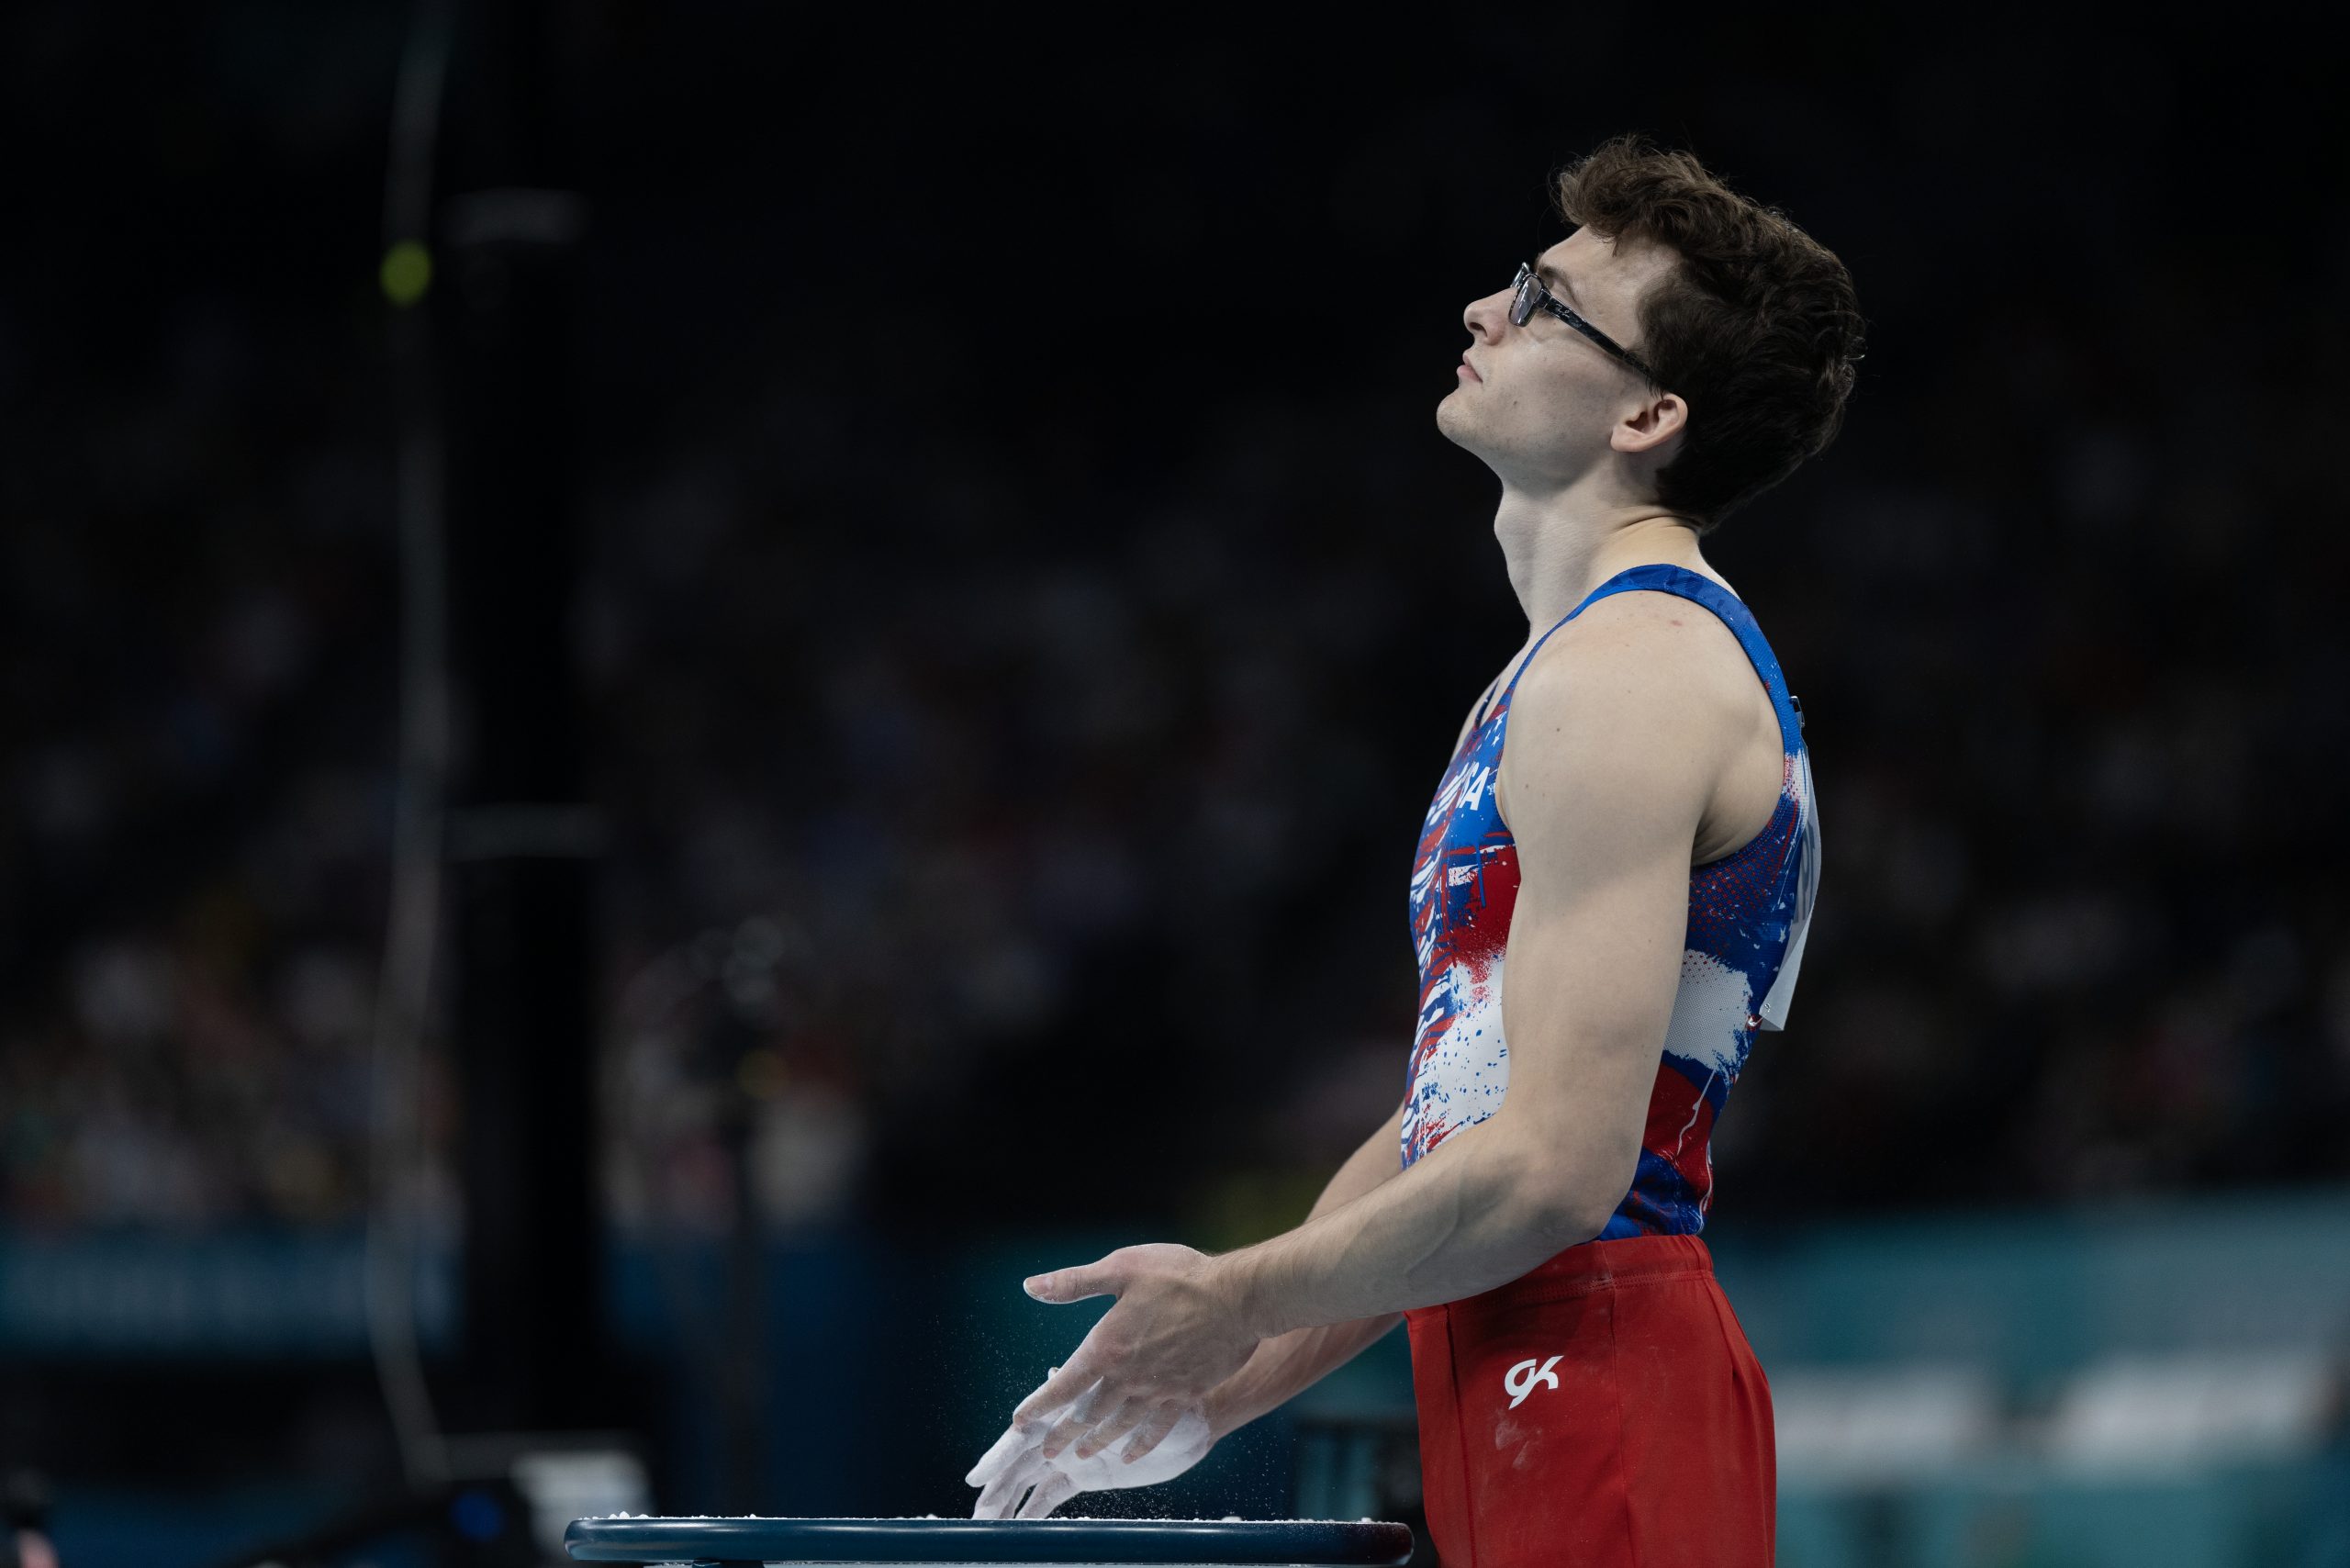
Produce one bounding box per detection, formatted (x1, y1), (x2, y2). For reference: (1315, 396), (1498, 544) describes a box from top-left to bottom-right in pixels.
(1494, 588), (1764, 841)
(1496, 587), (1782, 863)
(1514, 588), (1757, 735)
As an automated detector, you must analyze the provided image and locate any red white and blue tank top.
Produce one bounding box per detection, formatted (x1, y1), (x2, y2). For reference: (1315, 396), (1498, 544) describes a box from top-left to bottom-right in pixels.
(1401, 563), (1819, 1238)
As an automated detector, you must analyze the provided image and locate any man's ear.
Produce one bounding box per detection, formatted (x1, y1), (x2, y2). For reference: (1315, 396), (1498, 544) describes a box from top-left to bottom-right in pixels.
(1612, 391), (1687, 456)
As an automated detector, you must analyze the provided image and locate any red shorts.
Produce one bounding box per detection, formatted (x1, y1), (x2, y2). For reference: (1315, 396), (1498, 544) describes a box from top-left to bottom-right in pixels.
(1404, 1233), (1775, 1568)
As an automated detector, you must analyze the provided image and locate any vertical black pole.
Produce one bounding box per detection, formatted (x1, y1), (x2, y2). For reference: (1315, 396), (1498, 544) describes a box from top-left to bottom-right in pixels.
(434, 0), (602, 1435)
(713, 1014), (770, 1508)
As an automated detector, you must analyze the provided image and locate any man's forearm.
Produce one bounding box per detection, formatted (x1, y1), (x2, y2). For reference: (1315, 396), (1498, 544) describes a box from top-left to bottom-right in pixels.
(1204, 1316), (1400, 1439)
(1202, 1106), (1407, 1439)
(1213, 1110), (1598, 1340)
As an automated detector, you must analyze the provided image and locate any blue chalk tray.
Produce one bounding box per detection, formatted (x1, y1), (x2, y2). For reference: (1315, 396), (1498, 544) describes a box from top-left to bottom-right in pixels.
(563, 1516), (1416, 1566)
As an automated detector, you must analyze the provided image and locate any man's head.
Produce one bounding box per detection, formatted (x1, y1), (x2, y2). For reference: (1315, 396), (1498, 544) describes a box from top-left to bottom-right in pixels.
(1438, 135), (1864, 532)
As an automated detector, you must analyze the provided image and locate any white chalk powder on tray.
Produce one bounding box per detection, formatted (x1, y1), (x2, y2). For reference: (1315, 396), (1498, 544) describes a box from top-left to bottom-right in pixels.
(581, 1515), (1376, 1522)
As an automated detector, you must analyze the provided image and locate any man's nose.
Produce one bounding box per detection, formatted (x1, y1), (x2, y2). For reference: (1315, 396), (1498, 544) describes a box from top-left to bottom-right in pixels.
(1462, 289), (1508, 341)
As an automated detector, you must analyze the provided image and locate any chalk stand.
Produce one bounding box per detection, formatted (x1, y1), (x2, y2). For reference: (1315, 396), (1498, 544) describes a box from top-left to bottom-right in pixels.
(563, 1515), (1416, 1567)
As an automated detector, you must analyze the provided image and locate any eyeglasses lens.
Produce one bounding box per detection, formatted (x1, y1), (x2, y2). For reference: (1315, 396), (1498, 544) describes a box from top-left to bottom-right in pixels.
(1508, 267), (1537, 328)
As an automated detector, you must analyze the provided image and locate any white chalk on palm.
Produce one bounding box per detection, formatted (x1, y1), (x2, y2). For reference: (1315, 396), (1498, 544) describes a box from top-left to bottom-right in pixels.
(966, 1367), (1214, 1519)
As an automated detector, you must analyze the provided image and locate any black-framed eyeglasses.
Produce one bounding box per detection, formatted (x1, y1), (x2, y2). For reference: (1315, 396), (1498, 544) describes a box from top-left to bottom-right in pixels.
(1509, 263), (1657, 382)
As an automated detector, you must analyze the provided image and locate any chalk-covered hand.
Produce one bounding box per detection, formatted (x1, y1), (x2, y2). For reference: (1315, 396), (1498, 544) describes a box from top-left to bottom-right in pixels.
(966, 1369), (1215, 1519)
(1015, 1244), (1258, 1456)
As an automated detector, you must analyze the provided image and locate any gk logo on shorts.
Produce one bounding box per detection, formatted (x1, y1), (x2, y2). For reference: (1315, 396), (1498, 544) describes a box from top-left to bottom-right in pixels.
(1502, 1355), (1562, 1409)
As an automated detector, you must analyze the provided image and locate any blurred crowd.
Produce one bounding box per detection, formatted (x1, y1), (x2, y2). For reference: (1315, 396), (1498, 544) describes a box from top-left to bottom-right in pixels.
(6, 6), (2348, 1243)
(1, 278), (404, 1228)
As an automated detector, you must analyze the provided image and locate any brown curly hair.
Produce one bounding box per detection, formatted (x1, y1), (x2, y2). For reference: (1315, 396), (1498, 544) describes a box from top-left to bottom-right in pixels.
(1553, 135), (1864, 530)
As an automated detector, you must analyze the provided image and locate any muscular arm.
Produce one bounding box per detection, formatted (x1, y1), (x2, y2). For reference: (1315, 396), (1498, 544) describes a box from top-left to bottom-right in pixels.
(1202, 597), (1741, 1338)
(1008, 599), (1753, 1466)
(1199, 674), (1516, 1436)
(1202, 1099), (1407, 1439)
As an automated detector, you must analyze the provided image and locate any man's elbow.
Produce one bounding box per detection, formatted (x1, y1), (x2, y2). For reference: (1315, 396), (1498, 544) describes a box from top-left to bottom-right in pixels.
(1481, 1114), (1632, 1249)
(1517, 1157), (1622, 1250)
(1557, 1188), (1621, 1249)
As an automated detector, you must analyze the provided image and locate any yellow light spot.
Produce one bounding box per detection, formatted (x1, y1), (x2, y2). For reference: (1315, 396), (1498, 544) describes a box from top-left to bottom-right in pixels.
(381, 241), (432, 307)
(736, 1047), (787, 1101)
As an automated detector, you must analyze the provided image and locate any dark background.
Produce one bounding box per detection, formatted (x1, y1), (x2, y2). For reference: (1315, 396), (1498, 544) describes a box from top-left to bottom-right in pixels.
(4, 2), (2346, 1555)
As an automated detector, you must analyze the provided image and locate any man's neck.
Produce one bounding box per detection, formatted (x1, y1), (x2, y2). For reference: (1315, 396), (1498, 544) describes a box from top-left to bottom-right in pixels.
(1492, 482), (1712, 636)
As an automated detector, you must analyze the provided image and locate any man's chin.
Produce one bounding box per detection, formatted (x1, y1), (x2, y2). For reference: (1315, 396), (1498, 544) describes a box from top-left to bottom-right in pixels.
(1433, 392), (1481, 452)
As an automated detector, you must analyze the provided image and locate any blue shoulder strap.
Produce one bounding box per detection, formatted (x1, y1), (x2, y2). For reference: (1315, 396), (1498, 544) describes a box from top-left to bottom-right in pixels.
(1562, 564), (1805, 754)
(1545, 563), (1821, 1031)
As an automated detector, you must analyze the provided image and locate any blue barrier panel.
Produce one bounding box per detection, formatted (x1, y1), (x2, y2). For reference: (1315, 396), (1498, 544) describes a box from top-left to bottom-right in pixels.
(11, 1186), (2344, 1374)
(45, 1483), (362, 1568)
(0, 1228), (455, 1359)
(1707, 1185), (2350, 1383)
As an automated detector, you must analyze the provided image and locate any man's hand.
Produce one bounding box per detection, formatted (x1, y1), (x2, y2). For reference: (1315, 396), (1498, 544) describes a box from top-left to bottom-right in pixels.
(1013, 1243), (1260, 1465)
(965, 1239), (1257, 1516)
(966, 1369), (1215, 1518)
(963, 1240), (1248, 1520)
